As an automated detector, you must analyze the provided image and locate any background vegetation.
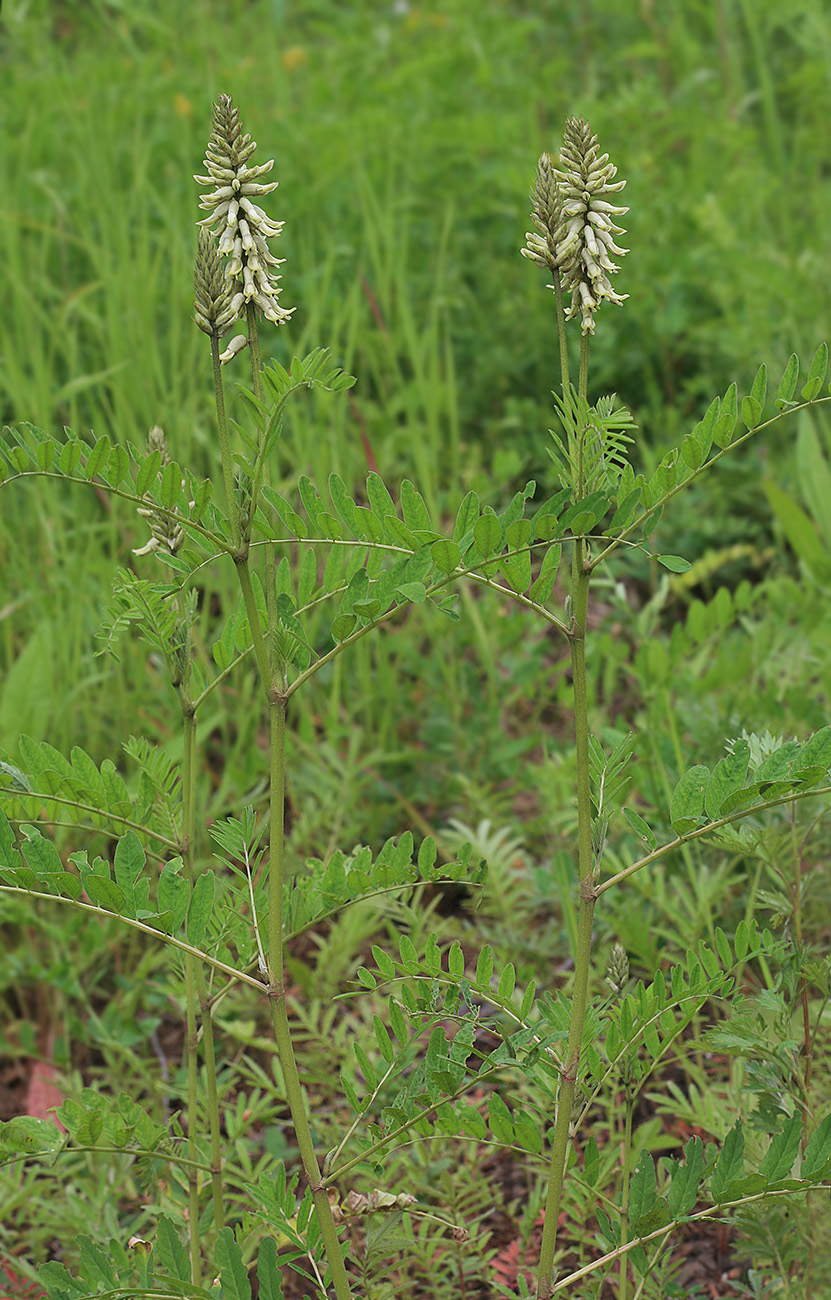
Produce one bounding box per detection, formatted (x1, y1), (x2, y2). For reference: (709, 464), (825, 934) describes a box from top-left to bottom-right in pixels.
(1, 1), (831, 1295)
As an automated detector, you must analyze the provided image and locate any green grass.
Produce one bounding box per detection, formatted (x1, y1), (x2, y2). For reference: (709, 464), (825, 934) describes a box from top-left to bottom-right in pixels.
(2, 0), (829, 777)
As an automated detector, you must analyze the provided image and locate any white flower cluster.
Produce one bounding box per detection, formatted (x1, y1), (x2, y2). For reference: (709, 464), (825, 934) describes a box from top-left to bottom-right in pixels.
(195, 94), (293, 329)
(522, 117), (628, 335)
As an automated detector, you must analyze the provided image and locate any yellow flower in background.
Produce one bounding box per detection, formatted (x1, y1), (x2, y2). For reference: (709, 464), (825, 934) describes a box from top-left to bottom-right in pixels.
(281, 46), (308, 73)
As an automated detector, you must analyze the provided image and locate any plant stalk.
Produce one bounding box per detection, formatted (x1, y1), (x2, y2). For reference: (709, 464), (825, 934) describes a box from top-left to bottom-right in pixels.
(246, 300), (264, 404)
(177, 693), (202, 1282)
(551, 272), (570, 396)
(183, 947), (201, 1283)
(618, 1056), (635, 1300)
(181, 704), (226, 1232)
(210, 334), (239, 550)
(536, 553), (596, 1300)
(266, 694), (354, 1300)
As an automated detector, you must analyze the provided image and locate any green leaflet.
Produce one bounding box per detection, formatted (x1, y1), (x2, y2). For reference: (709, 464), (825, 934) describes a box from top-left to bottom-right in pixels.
(256, 1239), (284, 1300)
(623, 806), (657, 851)
(704, 741), (750, 820)
(801, 341), (828, 401)
(670, 765), (709, 834)
(186, 869), (215, 947)
(155, 1215), (190, 1283)
(665, 1136), (705, 1218)
(759, 1113), (802, 1181)
(711, 1119), (744, 1201)
(803, 1112), (831, 1178)
(215, 1227), (252, 1300)
(776, 353), (799, 408)
(113, 831), (146, 918)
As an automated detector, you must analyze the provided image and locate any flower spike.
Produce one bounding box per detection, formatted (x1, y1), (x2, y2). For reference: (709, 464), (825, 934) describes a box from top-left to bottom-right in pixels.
(552, 116), (629, 334)
(195, 93), (293, 328)
(522, 117), (629, 336)
(521, 152), (563, 273)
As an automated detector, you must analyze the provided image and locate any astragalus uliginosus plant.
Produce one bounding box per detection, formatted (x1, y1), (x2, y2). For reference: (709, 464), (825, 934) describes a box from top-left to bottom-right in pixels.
(1, 101), (831, 1300)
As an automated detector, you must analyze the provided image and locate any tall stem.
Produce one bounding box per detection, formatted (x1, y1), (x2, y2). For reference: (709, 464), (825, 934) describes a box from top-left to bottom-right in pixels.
(180, 704), (202, 1283)
(210, 334), (239, 550)
(266, 695), (354, 1300)
(578, 333), (590, 402)
(246, 301), (264, 404)
(244, 300), (278, 640)
(552, 272), (571, 396)
(618, 1056), (635, 1300)
(182, 706), (225, 1232)
(535, 325), (595, 1289)
(183, 950), (201, 1282)
(536, 533), (596, 1296)
(231, 457), (352, 1295)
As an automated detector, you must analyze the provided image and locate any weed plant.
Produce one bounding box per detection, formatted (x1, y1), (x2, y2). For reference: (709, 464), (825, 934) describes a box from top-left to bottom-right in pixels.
(2, 88), (831, 1300)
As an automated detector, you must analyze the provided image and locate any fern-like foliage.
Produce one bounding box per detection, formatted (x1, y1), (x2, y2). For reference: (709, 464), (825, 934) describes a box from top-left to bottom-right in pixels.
(549, 389), (636, 498)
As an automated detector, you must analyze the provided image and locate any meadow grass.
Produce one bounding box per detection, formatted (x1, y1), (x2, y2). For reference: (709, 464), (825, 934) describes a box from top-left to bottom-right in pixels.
(2, 0), (830, 794)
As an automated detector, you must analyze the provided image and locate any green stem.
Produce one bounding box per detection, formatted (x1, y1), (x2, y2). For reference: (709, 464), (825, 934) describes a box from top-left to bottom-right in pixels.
(181, 706), (225, 1233)
(267, 697), (287, 978)
(552, 271), (570, 396)
(210, 333), (239, 549)
(183, 948), (200, 1283)
(596, 783), (831, 896)
(266, 696), (353, 1300)
(0, 886), (269, 989)
(233, 523), (352, 1294)
(578, 332), (590, 402)
(618, 1058), (635, 1300)
(536, 556), (596, 1300)
(246, 301), (264, 404)
(179, 705), (205, 1277)
(234, 554), (273, 686)
(199, 997), (225, 1230)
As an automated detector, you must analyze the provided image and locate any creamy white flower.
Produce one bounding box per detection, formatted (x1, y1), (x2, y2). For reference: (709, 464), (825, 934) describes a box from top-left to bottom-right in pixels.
(219, 334), (249, 365)
(195, 94), (293, 328)
(550, 117), (629, 334)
